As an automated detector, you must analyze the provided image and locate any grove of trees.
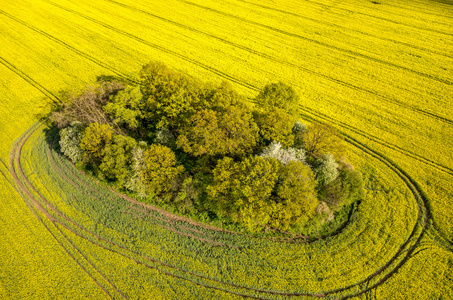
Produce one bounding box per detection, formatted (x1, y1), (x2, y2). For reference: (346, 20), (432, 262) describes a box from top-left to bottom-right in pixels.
(52, 61), (364, 234)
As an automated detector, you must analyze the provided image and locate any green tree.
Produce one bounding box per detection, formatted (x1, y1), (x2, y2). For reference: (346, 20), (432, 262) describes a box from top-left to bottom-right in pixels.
(255, 82), (299, 117)
(273, 161), (318, 230)
(142, 144), (184, 196)
(103, 85), (143, 130)
(139, 61), (202, 129)
(176, 106), (259, 157)
(207, 156), (280, 231)
(303, 123), (345, 159)
(320, 162), (364, 210)
(254, 107), (295, 147)
(99, 134), (137, 184)
(79, 123), (113, 164)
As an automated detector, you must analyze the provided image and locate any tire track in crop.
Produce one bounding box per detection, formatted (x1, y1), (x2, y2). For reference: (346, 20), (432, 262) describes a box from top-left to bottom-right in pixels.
(0, 10), (137, 85)
(302, 0), (453, 37)
(173, 0), (453, 86)
(8, 124), (118, 300)
(10, 111), (430, 297)
(29, 119), (429, 298)
(40, 0), (259, 92)
(48, 145), (240, 250)
(99, 0), (453, 128)
(0, 56), (60, 104)
(9, 0), (452, 131)
(237, 0), (452, 58)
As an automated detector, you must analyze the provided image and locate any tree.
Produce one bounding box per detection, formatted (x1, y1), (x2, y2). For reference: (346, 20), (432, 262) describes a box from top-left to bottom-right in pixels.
(320, 162), (364, 210)
(139, 61), (202, 129)
(124, 145), (148, 199)
(208, 156), (318, 232)
(207, 156), (280, 231)
(292, 120), (307, 149)
(176, 106), (259, 157)
(142, 144), (184, 197)
(255, 82), (299, 117)
(99, 134), (137, 184)
(273, 161), (318, 230)
(51, 81), (125, 128)
(303, 123), (345, 159)
(79, 123), (114, 164)
(59, 122), (84, 163)
(259, 141), (306, 165)
(314, 153), (339, 186)
(254, 107), (295, 147)
(103, 85), (143, 130)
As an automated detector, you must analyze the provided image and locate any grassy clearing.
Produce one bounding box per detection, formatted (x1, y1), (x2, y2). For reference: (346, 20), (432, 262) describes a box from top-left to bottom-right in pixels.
(0, 0), (452, 298)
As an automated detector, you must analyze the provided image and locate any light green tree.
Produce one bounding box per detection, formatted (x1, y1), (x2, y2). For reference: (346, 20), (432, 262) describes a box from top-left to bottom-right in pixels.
(142, 144), (184, 196)
(103, 85), (143, 129)
(99, 134), (137, 184)
(79, 123), (113, 164)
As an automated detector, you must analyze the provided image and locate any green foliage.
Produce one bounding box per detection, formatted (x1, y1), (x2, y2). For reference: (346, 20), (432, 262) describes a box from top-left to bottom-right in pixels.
(274, 161), (318, 229)
(255, 82), (299, 117)
(254, 107), (295, 147)
(208, 156), (280, 231)
(139, 61), (202, 129)
(99, 134), (137, 184)
(79, 123), (113, 164)
(103, 85), (143, 129)
(176, 106), (259, 157)
(58, 122), (84, 163)
(303, 122), (345, 159)
(208, 156), (317, 232)
(320, 162), (364, 210)
(314, 153), (340, 186)
(142, 144), (184, 197)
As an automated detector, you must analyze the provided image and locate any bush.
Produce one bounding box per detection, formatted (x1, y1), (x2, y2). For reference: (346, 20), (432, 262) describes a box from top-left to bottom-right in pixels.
(259, 141), (306, 165)
(59, 122), (84, 163)
(315, 153), (339, 186)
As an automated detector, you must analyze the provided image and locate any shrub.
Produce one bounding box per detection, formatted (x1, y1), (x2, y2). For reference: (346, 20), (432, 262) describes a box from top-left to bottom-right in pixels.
(315, 153), (339, 186)
(259, 141), (306, 165)
(59, 122), (84, 163)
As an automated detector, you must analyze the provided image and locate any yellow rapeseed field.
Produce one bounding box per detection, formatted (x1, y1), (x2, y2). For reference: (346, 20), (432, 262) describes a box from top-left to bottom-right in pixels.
(1, 0), (452, 298)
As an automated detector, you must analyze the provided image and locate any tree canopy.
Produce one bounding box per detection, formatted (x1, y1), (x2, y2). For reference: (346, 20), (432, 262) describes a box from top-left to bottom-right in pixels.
(51, 60), (363, 235)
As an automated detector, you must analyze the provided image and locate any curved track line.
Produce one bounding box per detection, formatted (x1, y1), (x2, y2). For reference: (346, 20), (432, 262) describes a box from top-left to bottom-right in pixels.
(15, 122), (430, 299)
(8, 124), (116, 300)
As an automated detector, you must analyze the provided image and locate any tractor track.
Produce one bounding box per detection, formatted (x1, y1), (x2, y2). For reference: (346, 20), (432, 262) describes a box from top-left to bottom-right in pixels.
(8, 121), (432, 299)
(174, 0), (453, 86)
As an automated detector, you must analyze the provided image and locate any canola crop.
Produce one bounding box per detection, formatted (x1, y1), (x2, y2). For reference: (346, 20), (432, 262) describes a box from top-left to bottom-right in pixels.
(0, 0), (452, 298)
